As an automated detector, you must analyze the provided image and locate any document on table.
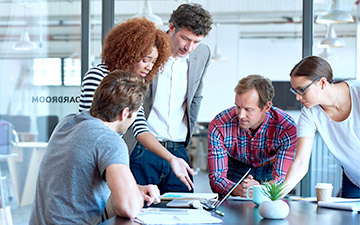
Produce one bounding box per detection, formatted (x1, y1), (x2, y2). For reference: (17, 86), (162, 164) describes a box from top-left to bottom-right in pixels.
(318, 198), (360, 211)
(132, 208), (222, 224)
(160, 192), (218, 201)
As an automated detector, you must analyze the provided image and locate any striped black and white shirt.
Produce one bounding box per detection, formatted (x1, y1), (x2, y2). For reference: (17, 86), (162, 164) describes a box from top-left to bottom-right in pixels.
(78, 64), (149, 137)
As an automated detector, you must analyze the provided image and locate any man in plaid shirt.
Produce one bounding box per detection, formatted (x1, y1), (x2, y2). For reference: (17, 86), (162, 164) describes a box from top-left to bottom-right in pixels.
(208, 75), (297, 197)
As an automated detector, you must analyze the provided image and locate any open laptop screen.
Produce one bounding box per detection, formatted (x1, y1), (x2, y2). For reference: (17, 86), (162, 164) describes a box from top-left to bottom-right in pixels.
(213, 168), (252, 209)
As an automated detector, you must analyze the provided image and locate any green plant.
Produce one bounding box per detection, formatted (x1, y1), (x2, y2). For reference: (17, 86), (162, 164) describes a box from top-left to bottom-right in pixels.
(261, 180), (286, 201)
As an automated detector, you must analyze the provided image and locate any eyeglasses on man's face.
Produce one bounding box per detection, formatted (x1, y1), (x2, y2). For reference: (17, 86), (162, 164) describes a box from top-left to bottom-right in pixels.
(289, 77), (322, 96)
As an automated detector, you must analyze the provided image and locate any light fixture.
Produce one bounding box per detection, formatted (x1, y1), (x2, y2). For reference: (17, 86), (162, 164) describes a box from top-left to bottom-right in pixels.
(13, 31), (37, 51)
(69, 48), (80, 59)
(318, 24), (345, 48)
(133, 0), (163, 26)
(319, 47), (337, 60)
(316, 0), (354, 24)
(211, 23), (226, 62)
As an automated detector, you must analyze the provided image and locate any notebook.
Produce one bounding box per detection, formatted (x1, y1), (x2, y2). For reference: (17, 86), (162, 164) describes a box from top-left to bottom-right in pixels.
(201, 168), (251, 210)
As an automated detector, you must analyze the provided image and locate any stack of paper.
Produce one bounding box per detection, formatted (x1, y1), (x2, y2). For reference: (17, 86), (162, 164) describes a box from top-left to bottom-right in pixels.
(318, 198), (360, 211)
(133, 208), (222, 224)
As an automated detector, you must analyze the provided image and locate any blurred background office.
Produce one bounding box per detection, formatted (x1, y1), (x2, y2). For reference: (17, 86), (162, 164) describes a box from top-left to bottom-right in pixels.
(0, 0), (358, 224)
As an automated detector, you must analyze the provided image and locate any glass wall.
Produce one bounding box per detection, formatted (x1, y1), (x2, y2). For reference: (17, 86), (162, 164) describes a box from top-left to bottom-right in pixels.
(314, 0), (357, 79)
(0, 1), (96, 222)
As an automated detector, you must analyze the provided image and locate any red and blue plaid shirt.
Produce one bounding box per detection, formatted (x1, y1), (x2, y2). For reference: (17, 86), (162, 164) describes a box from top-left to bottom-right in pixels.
(208, 106), (297, 195)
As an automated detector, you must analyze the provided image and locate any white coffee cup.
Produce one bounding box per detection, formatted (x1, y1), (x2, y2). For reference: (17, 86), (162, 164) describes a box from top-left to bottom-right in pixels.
(246, 185), (269, 205)
(315, 183), (333, 202)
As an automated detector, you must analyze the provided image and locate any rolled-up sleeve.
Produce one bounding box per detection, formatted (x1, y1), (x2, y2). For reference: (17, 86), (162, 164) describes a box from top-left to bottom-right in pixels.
(207, 121), (235, 195)
(272, 123), (297, 184)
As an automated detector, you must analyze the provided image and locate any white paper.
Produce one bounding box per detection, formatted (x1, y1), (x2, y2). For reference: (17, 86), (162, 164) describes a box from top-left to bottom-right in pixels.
(318, 198), (360, 211)
(133, 208), (222, 224)
(160, 192), (218, 201)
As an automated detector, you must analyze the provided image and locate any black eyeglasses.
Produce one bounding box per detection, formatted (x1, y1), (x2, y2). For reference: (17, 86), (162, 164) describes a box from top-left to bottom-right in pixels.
(289, 77), (322, 96)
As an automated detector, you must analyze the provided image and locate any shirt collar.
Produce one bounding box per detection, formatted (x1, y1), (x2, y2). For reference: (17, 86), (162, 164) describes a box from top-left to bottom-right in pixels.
(170, 54), (190, 63)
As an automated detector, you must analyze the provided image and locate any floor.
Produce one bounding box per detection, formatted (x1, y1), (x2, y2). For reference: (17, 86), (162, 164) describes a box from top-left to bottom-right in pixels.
(8, 170), (212, 225)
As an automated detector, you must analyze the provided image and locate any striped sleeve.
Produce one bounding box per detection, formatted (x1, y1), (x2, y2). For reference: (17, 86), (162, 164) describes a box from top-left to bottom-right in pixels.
(131, 106), (150, 137)
(79, 64), (109, 112)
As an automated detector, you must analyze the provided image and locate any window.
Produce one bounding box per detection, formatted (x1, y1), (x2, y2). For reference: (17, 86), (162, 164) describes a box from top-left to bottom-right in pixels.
(33, 58), (61, 86)
(33, 58), (81, 86)
(64, 58), (81, 86)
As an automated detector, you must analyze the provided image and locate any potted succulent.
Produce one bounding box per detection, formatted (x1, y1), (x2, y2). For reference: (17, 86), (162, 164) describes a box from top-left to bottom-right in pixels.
(258, 180), (289, 219)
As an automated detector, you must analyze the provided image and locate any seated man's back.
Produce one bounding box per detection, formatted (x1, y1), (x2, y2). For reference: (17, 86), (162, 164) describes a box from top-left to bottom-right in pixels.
(30, 111), (128, 225)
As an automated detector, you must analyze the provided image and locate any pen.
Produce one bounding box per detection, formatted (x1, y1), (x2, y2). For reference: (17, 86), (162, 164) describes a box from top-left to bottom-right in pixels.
(215, 209), (225, 216)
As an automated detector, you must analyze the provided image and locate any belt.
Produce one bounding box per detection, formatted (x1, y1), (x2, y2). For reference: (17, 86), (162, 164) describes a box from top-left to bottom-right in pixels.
(158, 140), (185, 149)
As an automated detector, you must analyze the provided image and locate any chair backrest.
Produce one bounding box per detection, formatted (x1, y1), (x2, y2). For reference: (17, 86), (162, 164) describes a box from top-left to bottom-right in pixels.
(36, 115), (59, 142)
(0, 115), (31, 133)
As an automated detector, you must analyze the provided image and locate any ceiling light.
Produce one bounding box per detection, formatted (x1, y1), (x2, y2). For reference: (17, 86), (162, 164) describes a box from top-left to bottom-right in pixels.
(319, 48), (337, 60)
(211, 23), (226, 62)
(13, 31), (37, 51)
(318, 24), (345, 48)
(211, 46), (227, 62)
(133, 0), (163, 26)
(316, 0), (354, 24)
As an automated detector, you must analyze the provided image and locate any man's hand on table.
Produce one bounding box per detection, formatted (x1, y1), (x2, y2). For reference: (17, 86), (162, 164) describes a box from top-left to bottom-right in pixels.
(138, 184), (161, 206)
(232, 174), (260, 197)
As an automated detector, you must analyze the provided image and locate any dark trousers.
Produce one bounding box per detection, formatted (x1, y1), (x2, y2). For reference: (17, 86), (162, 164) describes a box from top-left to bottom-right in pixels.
(227, 156), (273, 183)
(342, 171), (360, 198)
(130, 141), (193, 194)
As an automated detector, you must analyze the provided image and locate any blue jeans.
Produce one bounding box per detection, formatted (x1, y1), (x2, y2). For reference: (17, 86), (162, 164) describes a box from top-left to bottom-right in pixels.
(342, 171), (360, 198)
(130, 141), (193, 194)
(227, 156), (273, 183)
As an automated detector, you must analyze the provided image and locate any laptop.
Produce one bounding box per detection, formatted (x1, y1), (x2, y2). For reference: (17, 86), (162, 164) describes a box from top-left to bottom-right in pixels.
(201, 168), (251, 210)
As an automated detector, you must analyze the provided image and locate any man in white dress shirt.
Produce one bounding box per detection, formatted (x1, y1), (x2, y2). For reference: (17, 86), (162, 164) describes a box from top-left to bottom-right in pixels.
(129, 3), (213, 194)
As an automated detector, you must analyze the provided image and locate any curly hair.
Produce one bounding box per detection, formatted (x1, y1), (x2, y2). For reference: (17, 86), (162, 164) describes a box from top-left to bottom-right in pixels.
(102, 17), (171, 82)
(169, 3), (213, 36)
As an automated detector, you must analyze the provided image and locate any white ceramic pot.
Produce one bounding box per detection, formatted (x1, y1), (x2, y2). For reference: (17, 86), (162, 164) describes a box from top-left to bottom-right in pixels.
(258, 200), (289, 219)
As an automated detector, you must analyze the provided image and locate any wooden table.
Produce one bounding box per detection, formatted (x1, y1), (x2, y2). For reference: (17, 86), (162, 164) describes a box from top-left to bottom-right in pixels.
(99, 199), (360, 225)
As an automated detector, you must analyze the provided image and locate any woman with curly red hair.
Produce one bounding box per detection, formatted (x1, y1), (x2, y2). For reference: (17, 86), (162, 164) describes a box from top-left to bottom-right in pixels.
(79, 17), (194, 190)
(79, 17), (169, 110)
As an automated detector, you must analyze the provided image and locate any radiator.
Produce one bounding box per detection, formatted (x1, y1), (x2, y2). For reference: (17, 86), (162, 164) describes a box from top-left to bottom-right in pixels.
(300, 132), (342, 197)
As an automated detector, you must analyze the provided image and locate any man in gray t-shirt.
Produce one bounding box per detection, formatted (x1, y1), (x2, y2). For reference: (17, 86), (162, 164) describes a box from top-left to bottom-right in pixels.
(30, 70), (160, 225)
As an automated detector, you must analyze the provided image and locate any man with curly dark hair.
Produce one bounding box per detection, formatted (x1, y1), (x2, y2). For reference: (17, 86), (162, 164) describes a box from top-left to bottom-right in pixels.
(128, 3), (213, 194)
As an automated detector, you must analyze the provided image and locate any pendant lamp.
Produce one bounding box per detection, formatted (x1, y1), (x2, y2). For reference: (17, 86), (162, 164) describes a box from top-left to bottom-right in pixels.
(133, 0), (163, 26)
(13, 31), (37, 51)
(316, 0), (354, 24)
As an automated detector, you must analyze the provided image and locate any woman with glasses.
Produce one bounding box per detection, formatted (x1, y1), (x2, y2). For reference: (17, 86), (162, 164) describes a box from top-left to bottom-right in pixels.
(282, 56), (360, 198)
